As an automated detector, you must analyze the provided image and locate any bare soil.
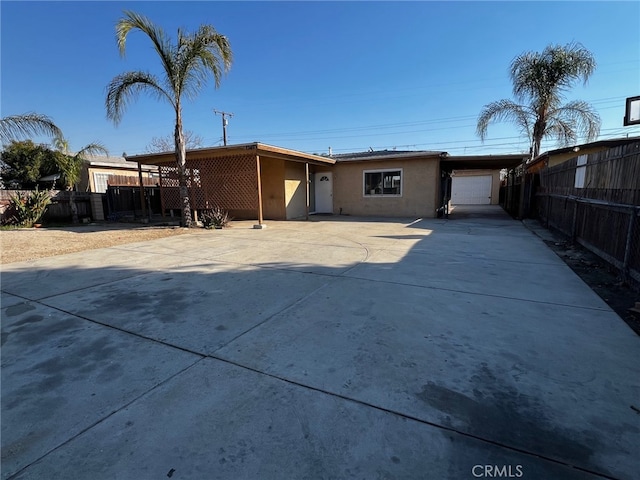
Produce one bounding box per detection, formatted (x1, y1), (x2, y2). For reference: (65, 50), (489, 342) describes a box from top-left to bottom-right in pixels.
(1, 223), (190, 264)
(542, 237), (640, 336)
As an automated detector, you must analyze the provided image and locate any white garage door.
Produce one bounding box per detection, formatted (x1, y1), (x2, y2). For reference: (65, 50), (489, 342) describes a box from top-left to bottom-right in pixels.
(451, 175), (492, 205)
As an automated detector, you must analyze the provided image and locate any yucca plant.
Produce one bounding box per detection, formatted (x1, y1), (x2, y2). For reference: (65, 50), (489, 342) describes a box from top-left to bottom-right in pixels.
(6, 187), (52, 228)
(201, 206), (231, 229)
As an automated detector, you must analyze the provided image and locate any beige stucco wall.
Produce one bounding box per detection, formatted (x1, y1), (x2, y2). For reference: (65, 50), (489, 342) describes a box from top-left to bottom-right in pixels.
(451, 169), (501, 205)
(333, 158), (440, 217)
(260, 157), (286, 220)
(284, 161), (307, 220)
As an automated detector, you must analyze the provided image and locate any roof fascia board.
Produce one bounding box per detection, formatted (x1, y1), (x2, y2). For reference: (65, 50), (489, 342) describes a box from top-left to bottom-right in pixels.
(335, 152), (444, 162)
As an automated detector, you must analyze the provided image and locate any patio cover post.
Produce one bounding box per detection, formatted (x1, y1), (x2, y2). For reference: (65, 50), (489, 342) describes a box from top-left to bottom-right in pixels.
(305, 162), (310, 220)
(158, 167), (165, 218)
(256, 154), (264, 226)
(137, 161), (146, 218)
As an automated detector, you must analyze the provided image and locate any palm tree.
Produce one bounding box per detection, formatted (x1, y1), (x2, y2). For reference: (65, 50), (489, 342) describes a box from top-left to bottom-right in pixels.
(105, 10), (233, 227)
(477, 42), (600, 160)
(0, 113), (63, 145)
(55, 137), (108, 223)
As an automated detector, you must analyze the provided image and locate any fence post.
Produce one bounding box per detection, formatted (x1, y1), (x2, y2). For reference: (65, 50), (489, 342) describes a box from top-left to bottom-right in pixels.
(545, 195), (551, 228)
(622, 208), (637, 281)
(570, 199), (579, 243)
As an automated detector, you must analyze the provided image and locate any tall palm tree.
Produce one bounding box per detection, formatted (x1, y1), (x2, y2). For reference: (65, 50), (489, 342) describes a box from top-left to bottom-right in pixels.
(105, 10), (233, 227)
(477, 42), (600, 160)
(0, 113), (63, 145)
(55, 137), (108, 223)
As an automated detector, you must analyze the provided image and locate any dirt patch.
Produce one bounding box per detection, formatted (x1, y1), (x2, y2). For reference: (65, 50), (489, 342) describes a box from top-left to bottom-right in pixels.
(542, 237), (640, 336)
(0, 223), (190, 264)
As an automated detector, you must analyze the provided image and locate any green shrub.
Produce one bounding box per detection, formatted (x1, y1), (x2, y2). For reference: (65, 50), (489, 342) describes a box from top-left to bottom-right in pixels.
(5, 188), (52, 228)
(201, 207), (231, 229)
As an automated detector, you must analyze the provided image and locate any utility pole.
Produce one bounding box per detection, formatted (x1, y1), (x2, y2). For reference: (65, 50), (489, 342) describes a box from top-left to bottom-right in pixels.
(214, 109), (234, 146)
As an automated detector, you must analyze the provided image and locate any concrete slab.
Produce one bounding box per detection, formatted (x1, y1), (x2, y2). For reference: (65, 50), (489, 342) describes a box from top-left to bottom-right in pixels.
(0, 247), (213, 301)
(2, 207), (638, 480)
(0, 292), (25, 309)
(212, 238), (367, 275)
(11, 359), (604, 480)
(348, 246), (611, 309)
(1, 301), (200, 479)
(41, 261), (331, 355)
(216, 277), (639, 479)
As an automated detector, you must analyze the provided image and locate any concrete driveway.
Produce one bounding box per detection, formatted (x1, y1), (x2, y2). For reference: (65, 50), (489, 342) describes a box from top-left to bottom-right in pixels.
(2, 206), (638, 479)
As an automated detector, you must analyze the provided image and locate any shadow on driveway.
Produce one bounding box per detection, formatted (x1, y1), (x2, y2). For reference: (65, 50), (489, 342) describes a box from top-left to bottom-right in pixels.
(2, 208), (638, 479)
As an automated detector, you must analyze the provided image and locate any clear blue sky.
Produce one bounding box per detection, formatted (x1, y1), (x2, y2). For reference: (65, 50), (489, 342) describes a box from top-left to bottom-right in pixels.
(2, 1), (639, 157)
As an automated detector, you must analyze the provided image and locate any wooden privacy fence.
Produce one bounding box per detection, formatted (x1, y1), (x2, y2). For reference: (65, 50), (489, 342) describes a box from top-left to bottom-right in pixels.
(500, 166), (523, 218)
(537, 141), (640, 282)
(105, 185), (161, 220)
(0, 190), (93, 223)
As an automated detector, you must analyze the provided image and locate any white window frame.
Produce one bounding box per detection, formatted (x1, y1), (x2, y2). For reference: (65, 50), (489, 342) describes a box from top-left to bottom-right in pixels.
(363, 168), (403, 197)
(574, 154), (587, 189)
(93, 172), (111, 193)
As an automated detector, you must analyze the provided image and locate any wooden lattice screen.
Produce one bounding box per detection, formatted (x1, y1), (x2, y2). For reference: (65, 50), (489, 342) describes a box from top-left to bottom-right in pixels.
(159, 154), (258, 218)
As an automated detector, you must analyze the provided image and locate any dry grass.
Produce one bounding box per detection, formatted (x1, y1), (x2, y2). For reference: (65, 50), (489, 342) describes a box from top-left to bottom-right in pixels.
(0, 224), (191, 264)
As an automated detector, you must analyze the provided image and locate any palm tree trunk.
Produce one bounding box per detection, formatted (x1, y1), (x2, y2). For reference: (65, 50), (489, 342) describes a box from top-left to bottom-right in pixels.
(175, 109), (192, 228)
(70, 188), (79, 224)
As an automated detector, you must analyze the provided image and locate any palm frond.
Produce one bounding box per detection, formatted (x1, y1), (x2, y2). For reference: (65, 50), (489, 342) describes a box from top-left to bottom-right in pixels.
(476, 100), (533, 141)
(510, 42), (596, 103)
(75, 142), (109, 159)
(56, 142), (109, 188)
(105, 71), (172, 124)
(0, 113), (63, 144)
(548, 100), (601, 143)
(176, 25), (233, 100)
(117, 11), (176, 85)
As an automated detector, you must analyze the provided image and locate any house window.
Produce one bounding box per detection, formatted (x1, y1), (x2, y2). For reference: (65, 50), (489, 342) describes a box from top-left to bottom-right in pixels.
(574, 154), (587, 188)
(93, 173), (111, 193)
(364, 169), (402, 196)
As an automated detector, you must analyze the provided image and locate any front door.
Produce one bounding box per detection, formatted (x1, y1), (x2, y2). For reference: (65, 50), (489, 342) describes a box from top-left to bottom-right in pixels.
(314, 172), (333, 213)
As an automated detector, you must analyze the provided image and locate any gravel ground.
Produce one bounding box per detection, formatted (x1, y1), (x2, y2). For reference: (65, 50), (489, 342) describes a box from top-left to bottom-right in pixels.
(0, 223), (190, 264)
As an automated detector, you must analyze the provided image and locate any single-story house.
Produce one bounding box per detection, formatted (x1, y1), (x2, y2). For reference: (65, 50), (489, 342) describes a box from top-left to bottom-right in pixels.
(127, 144), (527, 221)
(330, 150), (447, 217)
(127, 143), (335, 222)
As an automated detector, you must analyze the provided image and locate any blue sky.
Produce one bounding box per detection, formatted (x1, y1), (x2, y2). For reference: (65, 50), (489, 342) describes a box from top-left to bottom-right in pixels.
(2, 1), (639, 157)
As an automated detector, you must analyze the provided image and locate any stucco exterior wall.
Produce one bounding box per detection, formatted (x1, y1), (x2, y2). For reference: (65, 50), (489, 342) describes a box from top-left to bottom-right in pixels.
(284, 161), (307, 219)
(451, 169), (501, 205)
(333, 158), (439, 217)
(260, 157), (286, 220)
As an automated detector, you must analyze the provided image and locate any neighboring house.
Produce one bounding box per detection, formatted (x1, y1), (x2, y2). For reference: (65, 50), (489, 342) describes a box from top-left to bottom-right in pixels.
(81, 156), (159, 193)
(37, 155), (159, 193)
(127, 144), (527, 221)
(526, 136), (640, 174)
